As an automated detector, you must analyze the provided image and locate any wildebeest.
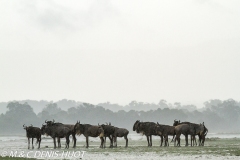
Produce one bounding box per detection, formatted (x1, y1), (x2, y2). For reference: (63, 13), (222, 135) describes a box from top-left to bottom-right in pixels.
(112, 126), (129, 147)
(41, 122), (71, 149)
(23, 124), (41, 149)
(155, 122), (175, 147)
(74, 121), (105, 148)
(173, 120), (207, 146)
(45, 119), (77, 148)
(100, 122), (115, 148)
(133, 120), (161, 147)
(174, 123), (197, 146)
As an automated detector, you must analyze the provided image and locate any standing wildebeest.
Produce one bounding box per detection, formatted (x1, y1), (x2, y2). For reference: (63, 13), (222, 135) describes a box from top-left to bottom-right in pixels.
(23, 124), (41, 149)
(174, 124), (197, 147)
(41, 123), (71, 149)
(112, 126), (129, 148)
(155, 122), (175, 147)
(74, 121), (105, 148)
(100, 123), (115, 148)
(45, 120), (77, 148)
(133, 120), (161, 147)
(173, 120), (207, 146)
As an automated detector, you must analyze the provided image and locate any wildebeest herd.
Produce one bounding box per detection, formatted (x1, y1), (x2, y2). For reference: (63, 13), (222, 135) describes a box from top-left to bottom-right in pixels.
(23, 119), (207, 149)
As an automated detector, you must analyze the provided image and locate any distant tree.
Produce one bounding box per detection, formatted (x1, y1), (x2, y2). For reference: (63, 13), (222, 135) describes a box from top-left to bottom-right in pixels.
(158, 99), (168, 108)
(42, 103), (61, 115)
(0, 102), (38, 134)
(129, 101), (137, 107)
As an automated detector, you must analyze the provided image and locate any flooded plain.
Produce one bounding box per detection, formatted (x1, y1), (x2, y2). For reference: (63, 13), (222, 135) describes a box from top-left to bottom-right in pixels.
(0, 133), (240, 159)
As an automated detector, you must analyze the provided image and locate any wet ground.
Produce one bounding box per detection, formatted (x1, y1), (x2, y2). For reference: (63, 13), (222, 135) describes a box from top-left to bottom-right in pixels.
(0, 134), (240, 159)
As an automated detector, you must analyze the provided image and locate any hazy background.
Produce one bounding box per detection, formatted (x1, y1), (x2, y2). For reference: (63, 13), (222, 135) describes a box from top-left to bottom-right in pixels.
(1, 99), (240, 135)
(1, 0), (240, 106)
(0, 1), (240, 134)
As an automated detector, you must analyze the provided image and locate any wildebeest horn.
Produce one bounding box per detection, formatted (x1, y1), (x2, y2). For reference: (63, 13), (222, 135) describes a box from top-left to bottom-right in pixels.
(53, 119), (55, 123)
(109, 122), (111, 126)
(23, 124), (25, 127)
(105, 122), (108, 125)
(98, 123), (100, 126)
(157, 122), (159, 125)
(45, 120), (47, 123)
(30, 124), (33, 127)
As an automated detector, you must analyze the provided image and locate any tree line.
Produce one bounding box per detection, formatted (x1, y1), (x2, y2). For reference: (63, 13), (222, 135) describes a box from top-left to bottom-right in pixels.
(0, 99), (240, 135)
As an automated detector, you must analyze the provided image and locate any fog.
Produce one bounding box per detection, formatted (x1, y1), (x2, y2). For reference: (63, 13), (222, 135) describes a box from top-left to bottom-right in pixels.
(1, 99), (240, 135)
(1, 1), (240, 135)
(1, 0), (240, 106)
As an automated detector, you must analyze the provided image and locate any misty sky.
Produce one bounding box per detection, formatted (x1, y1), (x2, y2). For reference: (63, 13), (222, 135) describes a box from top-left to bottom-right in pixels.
(1, 0), (240, 107)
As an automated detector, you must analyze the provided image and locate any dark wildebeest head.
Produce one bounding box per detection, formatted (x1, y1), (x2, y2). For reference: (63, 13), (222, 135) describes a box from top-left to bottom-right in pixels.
(23, 124), (33, 131)
(173, 119), (180, 126)
(40, 124), (47, 135)
(133, 120), (140, 133)
(198, 122), (205, 136)
(74, 121), (83, 135)
(45, 119), (55, 126)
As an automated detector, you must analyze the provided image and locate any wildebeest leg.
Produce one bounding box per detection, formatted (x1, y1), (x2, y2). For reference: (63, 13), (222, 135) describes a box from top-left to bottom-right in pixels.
(66, 136), (70, 149)
(72, 134), (77, 148)
(86, 136), (89, 148)
(185, 134), (188, 146)
(28, 138), (30, 149)
(164, 135), (168, 147)
(124, 135), (128, 147)
(110, 136), (113, 148)
(32, 138), (34, 149)
(174, 136), (176, 146)
(109, 135), (113, 148)
(150, 135), (152, 147)
(199, 134), (205, 146)
(146, 135), (150, 147)
(53, 138), (56, 149)
(113, 136), (117, 147)
(177, 136), (181, 147)
(100, 137), (107, 148)
(160, 135), (163, 147)
(175, 134), (180, 147)
(100, 137), (104, 148)
(198, 135), (202, 146)
(201, 135), (205, 146)
(57, 138), (61, 148)
(38, 137), (41, 149)
(191, 135), (193, 146)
